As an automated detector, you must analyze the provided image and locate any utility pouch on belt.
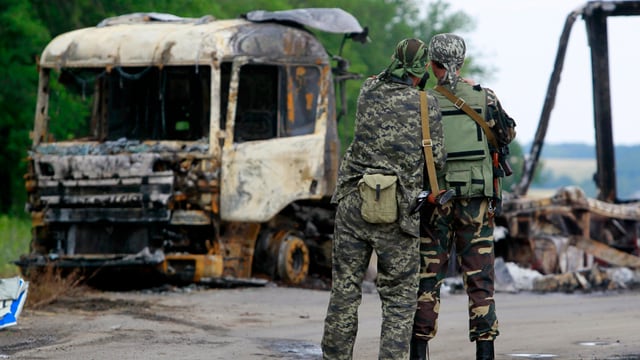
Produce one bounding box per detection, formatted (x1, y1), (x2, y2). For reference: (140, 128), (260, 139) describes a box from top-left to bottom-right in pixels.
(358, 174), (398, 224)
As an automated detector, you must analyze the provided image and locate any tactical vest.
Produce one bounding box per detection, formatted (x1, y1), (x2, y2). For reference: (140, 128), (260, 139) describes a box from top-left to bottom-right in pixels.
(434, 83), (498, 199)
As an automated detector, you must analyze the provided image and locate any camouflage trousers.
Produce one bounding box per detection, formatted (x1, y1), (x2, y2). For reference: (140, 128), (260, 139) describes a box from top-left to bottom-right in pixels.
(322, 190), (420, 360)
(413, 197), (499, 342)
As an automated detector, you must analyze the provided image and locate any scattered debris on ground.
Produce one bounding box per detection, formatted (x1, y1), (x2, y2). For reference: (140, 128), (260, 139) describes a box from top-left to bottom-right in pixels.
(0, 277), (28, 329)
(494, 257), (640, 293)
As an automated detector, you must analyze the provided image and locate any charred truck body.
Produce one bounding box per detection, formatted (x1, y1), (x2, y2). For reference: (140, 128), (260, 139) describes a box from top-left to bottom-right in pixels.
(20, 10), (367, 286)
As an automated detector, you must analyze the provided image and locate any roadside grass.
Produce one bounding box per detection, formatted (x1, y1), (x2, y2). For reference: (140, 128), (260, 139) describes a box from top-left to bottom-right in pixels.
(0, 215), (31, 277)
(25, 266), (87, 309)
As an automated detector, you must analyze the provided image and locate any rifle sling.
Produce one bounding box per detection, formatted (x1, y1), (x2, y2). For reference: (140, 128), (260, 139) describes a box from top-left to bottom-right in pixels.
(419, 91), (440, 194)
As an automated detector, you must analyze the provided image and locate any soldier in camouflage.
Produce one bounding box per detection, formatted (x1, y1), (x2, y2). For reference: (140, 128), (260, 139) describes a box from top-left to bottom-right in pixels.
(410, 33), (517, 360)
(321, 38), (445, 360)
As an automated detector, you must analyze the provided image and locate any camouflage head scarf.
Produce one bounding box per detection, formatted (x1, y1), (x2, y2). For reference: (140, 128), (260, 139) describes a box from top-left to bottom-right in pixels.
(428, 33), (466, 90)
(384, 38), (428, 80)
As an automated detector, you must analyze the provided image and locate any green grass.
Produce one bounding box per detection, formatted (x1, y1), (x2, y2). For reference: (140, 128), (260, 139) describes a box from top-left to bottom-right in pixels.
(0, 215), (31, 277)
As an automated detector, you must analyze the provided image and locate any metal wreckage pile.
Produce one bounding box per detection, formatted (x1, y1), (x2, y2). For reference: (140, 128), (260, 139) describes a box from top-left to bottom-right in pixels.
(491, 186), (640, 294)
(487, 1), (640, 293)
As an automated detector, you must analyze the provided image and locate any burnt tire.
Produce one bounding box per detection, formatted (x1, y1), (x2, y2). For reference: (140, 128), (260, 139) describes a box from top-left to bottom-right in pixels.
(276, 235), (309, 285)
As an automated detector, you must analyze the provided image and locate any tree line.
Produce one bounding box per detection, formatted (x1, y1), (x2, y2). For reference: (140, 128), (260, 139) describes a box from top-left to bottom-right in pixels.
(0, 0), (515, 214)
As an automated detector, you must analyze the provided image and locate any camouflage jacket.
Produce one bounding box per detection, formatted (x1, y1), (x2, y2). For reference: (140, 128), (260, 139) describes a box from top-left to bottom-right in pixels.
(332, 75), (445, 237)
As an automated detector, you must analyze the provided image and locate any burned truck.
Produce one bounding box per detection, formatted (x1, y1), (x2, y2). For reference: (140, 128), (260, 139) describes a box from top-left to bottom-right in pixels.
(495, 1), (640, 277)
(19, 9), (367, 286)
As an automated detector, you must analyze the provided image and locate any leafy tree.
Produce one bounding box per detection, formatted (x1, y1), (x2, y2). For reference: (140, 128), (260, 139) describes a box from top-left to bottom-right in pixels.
(0, 0), (50, 214)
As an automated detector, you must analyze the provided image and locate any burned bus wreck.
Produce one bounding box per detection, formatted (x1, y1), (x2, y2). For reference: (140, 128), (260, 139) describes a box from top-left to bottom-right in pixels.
(19, 9), (367, 286)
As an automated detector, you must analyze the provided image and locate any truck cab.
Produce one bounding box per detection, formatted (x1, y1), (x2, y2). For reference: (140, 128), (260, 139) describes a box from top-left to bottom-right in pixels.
(20, 9), (367, 286)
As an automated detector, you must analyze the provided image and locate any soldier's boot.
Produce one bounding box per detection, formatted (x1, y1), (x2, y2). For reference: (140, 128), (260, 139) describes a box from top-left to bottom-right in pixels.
(476, 340), (494, 360)
(409, 337), (429, 360)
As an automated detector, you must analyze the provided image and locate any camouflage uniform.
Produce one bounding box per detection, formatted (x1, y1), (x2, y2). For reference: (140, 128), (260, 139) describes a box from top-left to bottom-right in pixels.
(322, 38), (445, 360)
(412, 33), (516, 352)
(415, 196), (499, 342)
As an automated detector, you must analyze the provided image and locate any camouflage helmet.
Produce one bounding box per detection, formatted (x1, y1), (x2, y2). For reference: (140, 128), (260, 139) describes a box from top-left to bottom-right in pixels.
(428, 33), (466, 89)
(386, 38), (429, 79)
(428, 33), (466, 67)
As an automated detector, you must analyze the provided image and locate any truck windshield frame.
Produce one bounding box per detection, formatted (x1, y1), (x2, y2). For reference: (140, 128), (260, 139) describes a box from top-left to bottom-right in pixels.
(49, 66), (212, 142)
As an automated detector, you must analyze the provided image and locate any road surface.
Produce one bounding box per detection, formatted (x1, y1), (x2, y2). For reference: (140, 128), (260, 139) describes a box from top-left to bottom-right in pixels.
(1, 283), (639, 359)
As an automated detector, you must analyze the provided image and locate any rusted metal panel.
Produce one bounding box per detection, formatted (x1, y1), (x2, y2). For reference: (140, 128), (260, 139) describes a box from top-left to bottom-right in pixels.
(572, 236), (640, 269)
(220, 222), (261, 279)
(219, 54), (332, 222)
(220, 135), (326, 222)
(34, 154), (166, 179)
(41, 20), (238, 68)
(40, 19), (329, 69)
(163, 254), (224, 283)
(32, 70), (50, 146)
(586, 197), (640, 220)
(169, 210), (211, 225)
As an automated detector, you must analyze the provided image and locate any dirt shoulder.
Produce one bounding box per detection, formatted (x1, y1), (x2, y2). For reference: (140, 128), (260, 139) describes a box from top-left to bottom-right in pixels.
(2, 284), (640, 359)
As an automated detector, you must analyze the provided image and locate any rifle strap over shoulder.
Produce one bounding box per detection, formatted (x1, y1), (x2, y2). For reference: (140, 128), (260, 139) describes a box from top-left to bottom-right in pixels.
(434, 85), (499, 149)
(419, 91), (440, 194)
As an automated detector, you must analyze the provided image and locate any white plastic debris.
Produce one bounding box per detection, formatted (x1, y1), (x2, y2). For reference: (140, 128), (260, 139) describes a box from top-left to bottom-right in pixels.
(0, 276), (29, 329)
(495, 257), (543, 292)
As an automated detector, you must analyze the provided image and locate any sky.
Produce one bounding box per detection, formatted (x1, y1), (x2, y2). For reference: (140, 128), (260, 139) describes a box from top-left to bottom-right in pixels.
(439, 0), (640, 145)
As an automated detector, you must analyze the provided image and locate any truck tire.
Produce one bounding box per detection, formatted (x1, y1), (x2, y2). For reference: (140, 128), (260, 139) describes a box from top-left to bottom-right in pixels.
(276, 235), (310, 284)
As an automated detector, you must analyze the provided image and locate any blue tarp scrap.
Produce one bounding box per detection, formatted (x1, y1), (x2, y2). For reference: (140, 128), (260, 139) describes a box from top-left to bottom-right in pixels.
(0, 277), (29, 329)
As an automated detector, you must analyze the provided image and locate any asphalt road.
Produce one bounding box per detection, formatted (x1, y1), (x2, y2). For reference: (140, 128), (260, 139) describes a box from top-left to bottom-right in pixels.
(1, 283), (639, 359)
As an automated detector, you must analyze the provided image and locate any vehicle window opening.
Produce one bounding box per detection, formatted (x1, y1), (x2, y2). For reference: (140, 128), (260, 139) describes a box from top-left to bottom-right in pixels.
(220, 63), (320, 142)
(51, 68), (104, 141)
(53, 66), (212, 142)
(106, 66), (211, 141)
(285, 65), (319, 136)
(233, 64), (279, 142)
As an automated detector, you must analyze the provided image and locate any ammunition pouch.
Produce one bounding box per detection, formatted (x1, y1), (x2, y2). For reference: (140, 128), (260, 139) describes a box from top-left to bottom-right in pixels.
(444, 162), (489, 198)
(358, 174), (398, 224)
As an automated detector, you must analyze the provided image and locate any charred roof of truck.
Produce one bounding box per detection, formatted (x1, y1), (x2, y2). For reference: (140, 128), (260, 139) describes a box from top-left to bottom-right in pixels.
(39, 8), (367, 69)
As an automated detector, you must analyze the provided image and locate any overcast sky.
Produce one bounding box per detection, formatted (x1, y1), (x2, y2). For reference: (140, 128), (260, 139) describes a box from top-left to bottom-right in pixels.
(440, 0), (639, 145)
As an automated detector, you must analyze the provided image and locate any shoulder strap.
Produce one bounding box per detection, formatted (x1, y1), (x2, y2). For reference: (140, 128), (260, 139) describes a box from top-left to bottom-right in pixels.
(434, 85), (499, 149)
(419, 91), (440, 194)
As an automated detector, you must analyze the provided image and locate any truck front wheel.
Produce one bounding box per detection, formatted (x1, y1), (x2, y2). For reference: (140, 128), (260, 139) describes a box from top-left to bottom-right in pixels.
(276, 234), (310, 284)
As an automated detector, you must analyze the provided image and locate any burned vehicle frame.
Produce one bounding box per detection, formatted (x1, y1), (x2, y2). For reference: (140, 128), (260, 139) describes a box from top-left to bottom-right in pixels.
(496, 1), (640, 276)
(19, 9), (367, 286)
